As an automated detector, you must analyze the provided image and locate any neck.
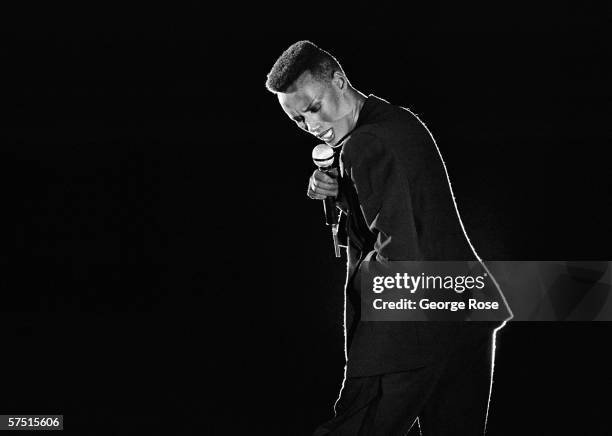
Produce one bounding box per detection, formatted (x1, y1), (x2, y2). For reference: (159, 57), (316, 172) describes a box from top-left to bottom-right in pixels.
(346, 86), (367, 131)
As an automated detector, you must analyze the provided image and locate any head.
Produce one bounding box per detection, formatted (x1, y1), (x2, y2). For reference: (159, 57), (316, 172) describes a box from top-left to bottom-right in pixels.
(266, 40), (363, 147)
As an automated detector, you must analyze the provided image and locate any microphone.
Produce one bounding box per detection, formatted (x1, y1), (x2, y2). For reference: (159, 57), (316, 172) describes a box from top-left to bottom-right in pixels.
(312, 144), (341, 258)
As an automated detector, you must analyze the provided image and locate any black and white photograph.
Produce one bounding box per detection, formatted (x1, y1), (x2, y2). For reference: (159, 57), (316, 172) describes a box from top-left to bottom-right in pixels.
(2, 2), (610, 435)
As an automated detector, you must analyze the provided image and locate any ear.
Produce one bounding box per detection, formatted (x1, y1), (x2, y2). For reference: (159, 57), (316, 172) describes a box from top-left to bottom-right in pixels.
(331, 70), (347, 91)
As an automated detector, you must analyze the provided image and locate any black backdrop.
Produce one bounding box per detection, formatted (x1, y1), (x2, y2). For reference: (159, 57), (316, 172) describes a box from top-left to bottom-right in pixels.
(2, 2), (611, 435)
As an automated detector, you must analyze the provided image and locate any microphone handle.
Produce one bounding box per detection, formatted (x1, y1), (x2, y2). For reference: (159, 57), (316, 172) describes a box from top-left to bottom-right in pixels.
(323, 198), (341, 258)
(320, 165), (339, 225)
(323, 197), (338, 226)
(317, 166), (341, 258)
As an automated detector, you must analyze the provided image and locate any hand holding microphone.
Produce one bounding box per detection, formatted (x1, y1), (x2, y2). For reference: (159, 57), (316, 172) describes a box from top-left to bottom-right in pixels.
(307, 171), (338, 200)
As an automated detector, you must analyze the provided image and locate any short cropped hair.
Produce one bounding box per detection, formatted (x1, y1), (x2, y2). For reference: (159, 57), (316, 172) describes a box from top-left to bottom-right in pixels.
(265, 40), (345, 93)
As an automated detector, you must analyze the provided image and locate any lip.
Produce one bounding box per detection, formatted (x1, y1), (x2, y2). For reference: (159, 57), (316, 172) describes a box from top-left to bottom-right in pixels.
(316, 128), (335, 143)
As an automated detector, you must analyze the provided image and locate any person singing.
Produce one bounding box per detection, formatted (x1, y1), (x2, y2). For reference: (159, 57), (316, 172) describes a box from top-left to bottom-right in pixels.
(266, 40), (511, 435)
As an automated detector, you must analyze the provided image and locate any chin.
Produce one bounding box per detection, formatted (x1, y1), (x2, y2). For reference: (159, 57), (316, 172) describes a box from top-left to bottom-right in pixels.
(329, 131), (345, 147)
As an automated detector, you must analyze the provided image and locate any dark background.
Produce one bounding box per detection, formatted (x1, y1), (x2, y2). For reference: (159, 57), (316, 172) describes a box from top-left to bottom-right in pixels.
(2, 2), (611, 435)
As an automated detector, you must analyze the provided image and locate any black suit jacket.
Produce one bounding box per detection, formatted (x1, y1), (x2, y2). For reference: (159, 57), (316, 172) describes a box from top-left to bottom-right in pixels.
(336, 95), (512, 377)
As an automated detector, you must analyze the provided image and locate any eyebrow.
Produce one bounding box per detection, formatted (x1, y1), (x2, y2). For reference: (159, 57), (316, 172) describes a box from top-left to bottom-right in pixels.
(291, 98), (316, 121)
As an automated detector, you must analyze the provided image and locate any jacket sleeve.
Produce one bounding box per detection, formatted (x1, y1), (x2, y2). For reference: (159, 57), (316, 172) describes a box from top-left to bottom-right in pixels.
(342, 132), (421, 262)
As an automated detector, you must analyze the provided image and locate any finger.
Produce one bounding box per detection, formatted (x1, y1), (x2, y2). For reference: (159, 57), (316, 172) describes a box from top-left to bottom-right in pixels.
(312, 179), (338, 191)
(312, 172), (338, 188)
(314, 186), (339, 197)
(309, 177), (317, 192)
(311, 177), (336, 192)
(307, 186), (327, 200)
(314, 171), (336, 184)
(308, 192), (327, 200)
(308, 177), (338, 198)
(308, 181), (336, 199)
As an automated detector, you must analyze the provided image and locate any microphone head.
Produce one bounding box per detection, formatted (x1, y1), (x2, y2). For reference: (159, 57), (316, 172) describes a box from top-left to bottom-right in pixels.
(312, 143), (334, 168)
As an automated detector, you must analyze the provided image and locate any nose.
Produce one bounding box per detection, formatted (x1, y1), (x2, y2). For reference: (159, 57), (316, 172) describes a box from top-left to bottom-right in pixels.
(304, 120), (321, 135)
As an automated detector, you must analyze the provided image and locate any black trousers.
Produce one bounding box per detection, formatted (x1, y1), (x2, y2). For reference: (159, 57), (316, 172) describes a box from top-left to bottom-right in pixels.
(313, 327), (496, 436)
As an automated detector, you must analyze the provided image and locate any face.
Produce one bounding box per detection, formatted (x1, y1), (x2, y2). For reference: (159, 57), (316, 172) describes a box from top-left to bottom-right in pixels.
(278, 70), (354, 147)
